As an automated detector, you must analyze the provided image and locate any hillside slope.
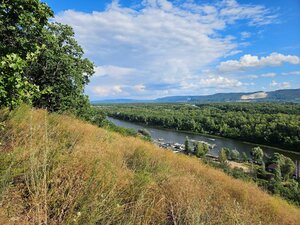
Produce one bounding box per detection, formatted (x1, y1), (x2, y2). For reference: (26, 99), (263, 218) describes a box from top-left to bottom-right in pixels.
(0, 106), (300, 224)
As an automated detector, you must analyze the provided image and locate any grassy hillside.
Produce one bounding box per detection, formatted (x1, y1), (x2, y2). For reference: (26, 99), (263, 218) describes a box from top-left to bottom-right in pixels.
(0, 106), (300, 224)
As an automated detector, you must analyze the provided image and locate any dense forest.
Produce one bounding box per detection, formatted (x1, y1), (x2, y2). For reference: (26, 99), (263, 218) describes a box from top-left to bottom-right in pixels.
(99, 103), (300, 152)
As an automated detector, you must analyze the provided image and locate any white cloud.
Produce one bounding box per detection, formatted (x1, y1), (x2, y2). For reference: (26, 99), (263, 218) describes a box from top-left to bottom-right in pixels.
(240, 31), (251, 39)
(184, 75), (244, 89)
(282, 71), (300, 76)
(54, 0), (279, 98)
(218, 52), (300, 72)
(94, 65), (136, 77)
(93, 85), (123, 96)
(219, 0), (278, 26)
(200, 76), (243, 88)
(133, 84), (146, 92)
(261, 72), (276, 77)
(270, 80), (291, 89)
(244, 75), (259, 79)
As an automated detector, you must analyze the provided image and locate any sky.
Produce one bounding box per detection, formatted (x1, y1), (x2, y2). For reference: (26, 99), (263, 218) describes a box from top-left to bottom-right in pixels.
(43, 0), (300, 100)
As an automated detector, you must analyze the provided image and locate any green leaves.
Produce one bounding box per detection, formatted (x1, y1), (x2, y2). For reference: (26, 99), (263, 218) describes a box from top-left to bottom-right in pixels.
(0, 52), (41, 109)
(0, 0), (95, 119)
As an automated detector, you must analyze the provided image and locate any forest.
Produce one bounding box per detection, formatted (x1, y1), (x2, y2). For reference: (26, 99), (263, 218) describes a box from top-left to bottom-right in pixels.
(98, 102), (300, 152)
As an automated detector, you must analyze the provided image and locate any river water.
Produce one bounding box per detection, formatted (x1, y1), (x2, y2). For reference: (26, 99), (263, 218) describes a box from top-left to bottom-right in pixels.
(108, 117), (300, 161)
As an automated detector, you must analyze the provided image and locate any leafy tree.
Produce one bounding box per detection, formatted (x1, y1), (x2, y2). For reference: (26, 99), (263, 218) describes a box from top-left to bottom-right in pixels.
(223, 147), (231, 159)
(0, 0), (53, 58)
(185, 136), (191, 154)
(219, 148), (227, 163)
(251, 147), (264, 163)
(242, 152), (248, 162)
(281, 157), (296, 180)
(231, 149), (240, 161)
(0, 0), (53, 108)
(271, 153), (296, 180)
(0, 1), (96, 120)
(0, 53), (39, 108)
(194, 142), (209, 158)
(27, 23), (94, 116)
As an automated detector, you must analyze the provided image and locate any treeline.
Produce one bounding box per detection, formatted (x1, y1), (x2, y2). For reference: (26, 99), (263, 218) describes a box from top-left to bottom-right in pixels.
(99, 103), (300, 152)
(0, 0), (105, 125)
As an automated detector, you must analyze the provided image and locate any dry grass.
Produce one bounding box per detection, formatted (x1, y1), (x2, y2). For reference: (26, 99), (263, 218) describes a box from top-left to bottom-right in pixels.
(0, 105), (300, 225)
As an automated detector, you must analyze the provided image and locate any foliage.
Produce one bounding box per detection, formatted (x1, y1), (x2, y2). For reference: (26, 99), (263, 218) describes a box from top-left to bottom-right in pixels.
(0, 53), (39, 108)
(0, 0), (52, 108)
(219, 148), (227, 164)
(184, 136), (191, 154)
(194, 142), (209, 158)
(230, 149), (240, 161)
(0, 0), (97, 121)
(27, 23), (94, 116)
(99, 103), (300, 152)
(251, 147), (264, 163)
(269, 153), (296, 181)
(0, 0), (53, 58)
(241, 152), (248, 162)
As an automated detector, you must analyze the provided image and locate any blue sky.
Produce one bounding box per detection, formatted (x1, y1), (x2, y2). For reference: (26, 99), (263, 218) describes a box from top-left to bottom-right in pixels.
(43, 0), (300, 100)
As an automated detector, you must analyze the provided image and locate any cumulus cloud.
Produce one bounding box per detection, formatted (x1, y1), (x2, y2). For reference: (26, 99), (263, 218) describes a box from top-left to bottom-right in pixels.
(198, 76), (243, 88)
(182, 75), (244, 90)
(218, 52), (300, 72)
(270, 80), (291, 89)
(54, 0), (279, 98)
(244, 75), (259, 79)
(261, 72), (276, 77)
(133, 84), (146, 92)
(282, 71), (300, 76)
(94, 65), (136, 77)
(93, 85), (123, 96)
(240, 31), (251, 39)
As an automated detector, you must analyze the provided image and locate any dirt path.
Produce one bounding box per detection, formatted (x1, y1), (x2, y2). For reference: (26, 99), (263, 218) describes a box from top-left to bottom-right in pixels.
(227, 161), (250, 172)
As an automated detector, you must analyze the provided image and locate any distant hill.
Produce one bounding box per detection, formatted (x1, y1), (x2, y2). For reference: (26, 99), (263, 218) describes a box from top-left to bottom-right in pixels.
(155, 89), (300, 103)
(93, 88), (300, 104)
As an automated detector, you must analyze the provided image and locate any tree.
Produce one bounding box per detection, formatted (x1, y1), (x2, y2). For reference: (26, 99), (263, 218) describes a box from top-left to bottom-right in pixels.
(242, 152), (248, 162)
(231, 149), (240, 161)
(194, 142), (209, 158)
(281, 157), (295, 180)
(0, 53), (39, 108)
(271, 153), (296, 181)
(185, 136), (191, 154)
(251, 147), (264, 163)
(0, 0), (53, 58)
(27, 23), (94, 117)
(223, 147), (231, 159)
(219, 148), (227, 164)
(0, 0), (53, 108)
(0, 1), (95, 120)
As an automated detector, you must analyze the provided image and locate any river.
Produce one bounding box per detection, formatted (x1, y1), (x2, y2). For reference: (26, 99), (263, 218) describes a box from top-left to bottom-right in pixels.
(108, 117), (300, 161)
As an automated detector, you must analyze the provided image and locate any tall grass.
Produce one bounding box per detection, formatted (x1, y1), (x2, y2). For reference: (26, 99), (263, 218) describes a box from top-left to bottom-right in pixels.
(0, 105), (299, 224)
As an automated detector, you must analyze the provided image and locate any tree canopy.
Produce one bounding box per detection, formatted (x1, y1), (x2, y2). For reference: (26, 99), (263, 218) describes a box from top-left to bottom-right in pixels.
(0, 0), (95, 119)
